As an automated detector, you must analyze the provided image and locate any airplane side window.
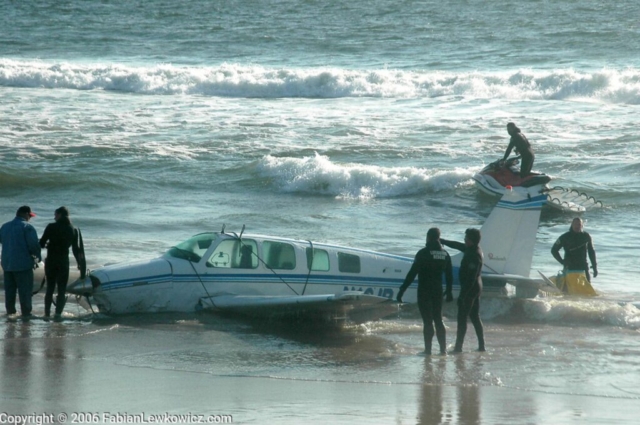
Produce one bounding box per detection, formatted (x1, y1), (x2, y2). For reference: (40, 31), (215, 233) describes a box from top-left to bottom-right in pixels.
(263, 241), (296, 270)
(338, 252), (360, 273)
(208, 240), (258, 269)
(306, 248), (330, 271)
(167, 233), (217, 262)
(208, 240), (234, 268)
(233, 240), (258, 269)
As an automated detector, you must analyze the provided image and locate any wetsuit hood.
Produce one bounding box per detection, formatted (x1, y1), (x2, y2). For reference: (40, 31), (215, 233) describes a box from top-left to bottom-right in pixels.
(56, 216), (71, 225)
(426, 240), (443, 250)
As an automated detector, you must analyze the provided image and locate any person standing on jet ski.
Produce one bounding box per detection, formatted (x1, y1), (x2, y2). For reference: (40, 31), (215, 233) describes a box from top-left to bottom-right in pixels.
(551, 217), (598, 282)
(502, 122), (535, 178)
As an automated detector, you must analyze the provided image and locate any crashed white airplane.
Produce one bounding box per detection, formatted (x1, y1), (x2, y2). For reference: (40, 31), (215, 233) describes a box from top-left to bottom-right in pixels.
(66, 190), (556, 323)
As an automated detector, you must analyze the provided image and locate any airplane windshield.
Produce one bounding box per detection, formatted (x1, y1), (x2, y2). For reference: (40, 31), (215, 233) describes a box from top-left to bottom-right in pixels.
(165, 233), (218, 262)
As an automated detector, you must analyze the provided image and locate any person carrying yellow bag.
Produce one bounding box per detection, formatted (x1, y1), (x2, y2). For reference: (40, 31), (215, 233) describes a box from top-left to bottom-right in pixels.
(551, 217), (598, 295)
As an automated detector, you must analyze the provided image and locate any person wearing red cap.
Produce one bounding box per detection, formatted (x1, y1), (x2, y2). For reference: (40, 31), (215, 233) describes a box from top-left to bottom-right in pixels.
(0, 206), (42, 317)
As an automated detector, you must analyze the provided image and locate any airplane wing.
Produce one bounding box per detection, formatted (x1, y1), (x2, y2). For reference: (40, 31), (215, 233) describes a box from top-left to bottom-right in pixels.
(483, 273), (562, 294)
(200, 292), (399, 324)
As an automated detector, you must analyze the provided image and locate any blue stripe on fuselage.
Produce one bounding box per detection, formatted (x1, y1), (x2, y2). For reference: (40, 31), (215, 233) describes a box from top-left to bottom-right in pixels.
(497, 194), (546, 210)
(100, 264), (505, 292)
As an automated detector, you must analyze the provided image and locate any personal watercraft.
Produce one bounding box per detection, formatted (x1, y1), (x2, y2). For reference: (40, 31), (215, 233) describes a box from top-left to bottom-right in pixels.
(473, 157), (603, 213)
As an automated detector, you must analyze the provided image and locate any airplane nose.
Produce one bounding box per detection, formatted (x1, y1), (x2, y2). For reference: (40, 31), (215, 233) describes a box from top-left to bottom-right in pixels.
(67, 275), (99, 296)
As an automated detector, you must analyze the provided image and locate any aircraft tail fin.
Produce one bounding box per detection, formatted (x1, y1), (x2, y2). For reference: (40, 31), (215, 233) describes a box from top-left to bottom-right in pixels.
(479, 190), (546, 277)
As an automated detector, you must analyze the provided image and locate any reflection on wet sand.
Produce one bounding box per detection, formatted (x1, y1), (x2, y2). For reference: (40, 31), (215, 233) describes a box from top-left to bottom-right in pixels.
(2, 321), (33, 411)
(1, 315), (90, 414)
(418, 357), (447, 425)
(417, 355), (483, 425)
(454, 355), (480, 425)
(42, 324), (69, 403)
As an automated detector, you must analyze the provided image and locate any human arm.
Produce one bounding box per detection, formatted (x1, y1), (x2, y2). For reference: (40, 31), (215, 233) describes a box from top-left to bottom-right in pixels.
(397, 256), (419, 303)
(551, 237), (564, 265)
(72, 228), (87, 279)
(439, 239), (466, 252)
(444, 254), (453, 302)
(502, 139), (515, 161)
(586, 233), (597, 277)
(26, 225), (42, 262)
(39, 225), (50, 249)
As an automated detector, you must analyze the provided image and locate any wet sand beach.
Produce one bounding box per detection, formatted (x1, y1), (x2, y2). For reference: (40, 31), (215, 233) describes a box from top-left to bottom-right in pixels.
(2, 294), (639, 424)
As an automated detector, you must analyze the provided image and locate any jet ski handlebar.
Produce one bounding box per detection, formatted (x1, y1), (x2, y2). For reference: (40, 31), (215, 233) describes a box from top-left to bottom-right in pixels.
(485, 156), (520, 172)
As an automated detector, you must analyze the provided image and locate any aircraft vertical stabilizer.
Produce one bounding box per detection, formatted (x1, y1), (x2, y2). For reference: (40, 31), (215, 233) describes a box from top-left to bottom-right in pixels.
(479, 190), (546, 277)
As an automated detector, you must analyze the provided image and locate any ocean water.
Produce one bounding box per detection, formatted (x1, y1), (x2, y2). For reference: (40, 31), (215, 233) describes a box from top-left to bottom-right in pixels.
(1, 0), (640, 422)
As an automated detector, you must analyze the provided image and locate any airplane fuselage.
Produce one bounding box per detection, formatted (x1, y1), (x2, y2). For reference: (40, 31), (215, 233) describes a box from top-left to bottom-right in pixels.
(69, 231), (509, 315)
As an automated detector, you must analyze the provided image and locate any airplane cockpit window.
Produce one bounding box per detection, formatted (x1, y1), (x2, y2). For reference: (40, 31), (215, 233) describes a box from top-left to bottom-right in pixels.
(306, 248), (330, 271)
(263, 241), (296, 270)
(166, 233), (217, 263)
(207, 239), (258, 269)
(338, 252), (360, 273)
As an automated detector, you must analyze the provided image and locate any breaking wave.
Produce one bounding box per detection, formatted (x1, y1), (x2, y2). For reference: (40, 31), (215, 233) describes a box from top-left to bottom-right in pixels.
(2, 59), (640, 103)
(378, 297), (640, 330)
(483, 297), (640, 330)
(519, 297), (640, 329)
(255, 153), (473, 199)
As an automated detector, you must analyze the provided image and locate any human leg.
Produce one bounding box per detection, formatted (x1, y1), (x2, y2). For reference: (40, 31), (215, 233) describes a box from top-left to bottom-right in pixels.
(469, 296), (485, 351)
(431, 295), (446, 354)
(418, 292), (435, 354)
(55, 265), (70, 316)
(15, 269), (34, 316)
(519, 151), (534, 177)
(44, 263), (58, 317)
(4, 272), (18, 315)
(453, 296), (471, 352)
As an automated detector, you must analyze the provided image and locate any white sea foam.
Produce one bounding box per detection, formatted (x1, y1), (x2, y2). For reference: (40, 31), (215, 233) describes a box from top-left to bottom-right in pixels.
(255, 153), (473, 199)
(522, 298), (640, 329)
(2, 59), (640, 103)
(355, 296), (640, 331)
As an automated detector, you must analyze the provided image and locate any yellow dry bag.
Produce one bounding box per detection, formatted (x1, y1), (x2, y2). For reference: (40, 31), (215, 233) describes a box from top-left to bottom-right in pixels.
(554, 270), (597, 296)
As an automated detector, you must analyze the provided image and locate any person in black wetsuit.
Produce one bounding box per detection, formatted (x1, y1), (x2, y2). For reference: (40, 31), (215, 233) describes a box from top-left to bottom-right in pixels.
(397, 228), (453, 355)
(551, 217), (598, 282)
(440, 228), (485, 353)
(39, 206), (85, 318)
(503, 122), (535, 178)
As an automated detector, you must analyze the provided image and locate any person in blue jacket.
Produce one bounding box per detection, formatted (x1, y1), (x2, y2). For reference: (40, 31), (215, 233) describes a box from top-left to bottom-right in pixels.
(0, 206), (42, 317)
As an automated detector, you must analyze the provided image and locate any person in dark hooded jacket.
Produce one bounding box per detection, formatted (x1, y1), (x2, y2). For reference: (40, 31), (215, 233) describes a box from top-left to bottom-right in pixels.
(503, 122), (535, 178)
(440, 228), (485, 353)
(39, 207), (85, 317)
(397, 228), (453, 355)
(551, 217), (597, 282)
